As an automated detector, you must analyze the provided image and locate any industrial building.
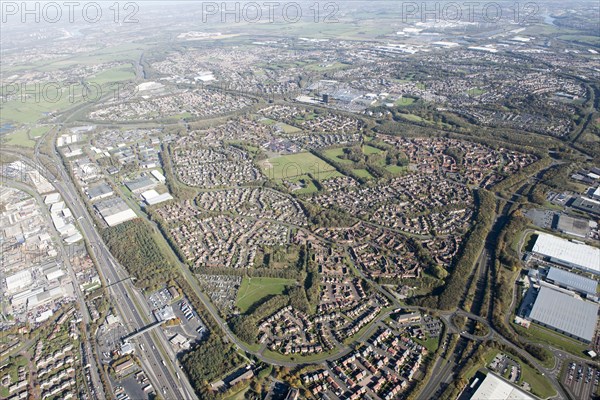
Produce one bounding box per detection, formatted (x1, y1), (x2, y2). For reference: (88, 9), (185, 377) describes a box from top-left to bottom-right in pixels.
(545, 267), (597, 297)
(86, 182), (114, 201)
(572, 197), (600, 217)
(5, 269), (33, 294)
(124, 176), (157, 194)
(528, 286), (598, 343)
(150, 169), (166, 183)
(141, 190), (173, 206)
(531, 232), (600, 275)
(94, 197), (137, 227)
(462, 373), (536, 400)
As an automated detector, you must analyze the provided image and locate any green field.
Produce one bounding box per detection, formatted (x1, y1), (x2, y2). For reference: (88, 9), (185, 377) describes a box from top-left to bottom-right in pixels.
(468, 88), (486, 96)
(398, 113), (426, 122)
(520, 361), (557, 398)
(260, 152), (338, 181)
(362, 145), (382, 155)
(28, 126), (49, 138)
(39, 43), (148, 70)
(414, 335), (439, 352)
(1, 86), (84, 125)
(236, 277), (296, 313)
(276, 122), (302, 134)
(353, 169), (373, 178)
(513, 323), (589, 356)
(324, 145), (382, 163)
(287, 175), (319, 194)
(323, 147), (353, 163)
(386, 165), (408, 174)
(558, 35), (600, 46)
(395, 97), (416, 107)
(4, 129), (35, 147)
(88, 65), (136, 85)
(259, 117), (276, 125)
(305, 61), (349, 71)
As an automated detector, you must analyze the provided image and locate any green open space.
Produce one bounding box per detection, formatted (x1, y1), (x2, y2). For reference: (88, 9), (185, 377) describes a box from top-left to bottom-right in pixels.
(276, 122), (302, 134)
(352, 169), (373, 179)
(362, 145), (383, 155)
(3, 129), (35, 147)
(260, 152), (338, 181)
(414, 335), (440, 352)
(395, 97), (416, 107)
(468, 88), (486, 96)
(324, 145), (381, 162)
(286, 175), (319, 194)
(323, 147), (353, 164)
(398, 113), (426, 123)
(520, 361), (557, 398)
(558, 35), (600, 46)
(305, 61), (350, 71)
(88, 65), (136, 85)
(39, 43), (148, 70)
(236, 277), (297, 314)
(28, 126), (49, 138)
(385, 165), (408, 174)
(513, 323), (589, 357)
(1, 85), (87, 125)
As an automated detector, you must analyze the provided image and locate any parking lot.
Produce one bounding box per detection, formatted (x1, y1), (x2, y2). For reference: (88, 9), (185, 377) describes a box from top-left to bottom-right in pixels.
(113, 370), (155, 400)
(524, 209), (556, 229)
(97, 323), (128, 362)
(563, 361), (599, 399)
(161, 297), (207, 353)
(148, 287), (176, 310)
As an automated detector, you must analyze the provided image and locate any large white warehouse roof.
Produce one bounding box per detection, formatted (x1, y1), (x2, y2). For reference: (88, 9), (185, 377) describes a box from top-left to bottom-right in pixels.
(469, 373), (535, 400)
(532, 232), (600, 274)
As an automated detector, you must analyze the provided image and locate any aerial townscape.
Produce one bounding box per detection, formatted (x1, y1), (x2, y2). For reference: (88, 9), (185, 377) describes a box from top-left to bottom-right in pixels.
(1, 1), (600, 400)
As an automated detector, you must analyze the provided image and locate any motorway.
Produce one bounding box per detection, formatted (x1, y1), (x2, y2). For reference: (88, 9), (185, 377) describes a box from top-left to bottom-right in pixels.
(2, 178), (107, 400)
(51, 162), (197, 400)
(7, 148), (196, 400)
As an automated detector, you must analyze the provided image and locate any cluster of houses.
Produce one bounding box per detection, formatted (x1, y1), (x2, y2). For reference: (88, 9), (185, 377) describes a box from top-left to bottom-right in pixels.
(319, 276), (367, 311)
(156, 203), (289, 269)
(34, 342), (77, 400)
(195, 117), (277, 145)
(313, 173), (474, 236)
(258, 306), (330, 356)
(151, 47), (303, 96)
(381, 136), (537, 188)
(317, 222), (452, 280)
(303, 324), (430, 399)
(260, 105), (365, 134)
(173, 145), (261, 188)
(290, 133), (362, 151)
(195, 187), (307, 226)
(257, 293), (390, 356)
(1, 363), (28, 400)
(422, 236), (463, 271)
(88, 89), (253, 121)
